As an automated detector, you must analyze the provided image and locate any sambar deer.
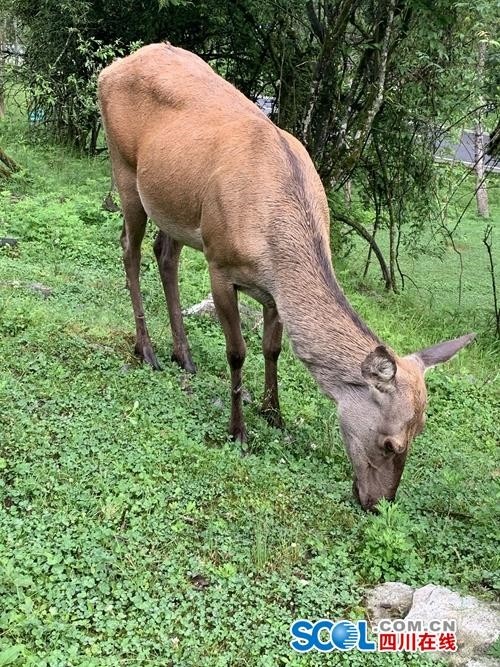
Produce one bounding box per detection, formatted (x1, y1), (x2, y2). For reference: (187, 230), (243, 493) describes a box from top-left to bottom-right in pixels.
(98, 43), (474, 510)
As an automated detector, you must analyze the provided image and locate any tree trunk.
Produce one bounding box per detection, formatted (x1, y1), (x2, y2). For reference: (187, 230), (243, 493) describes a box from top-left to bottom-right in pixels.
(333, 211), (393, 290)
(0, 147), (20, 177)
(373, 132), (399, 293)
(482, 225), (499, 336)
(363, 200), (381, 278)
(475, 123), (489, 217)
(88, 120), (100, 156)
(0, 13), (6, 118)
(388, 205), (398, 293)
(475, 41), (489, 218)
(343, 178), (352, 206)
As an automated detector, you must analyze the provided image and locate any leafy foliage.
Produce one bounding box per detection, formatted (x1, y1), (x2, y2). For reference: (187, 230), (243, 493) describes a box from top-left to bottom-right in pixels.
(360, 500), (423, 583)
(1, 0), (498, 302)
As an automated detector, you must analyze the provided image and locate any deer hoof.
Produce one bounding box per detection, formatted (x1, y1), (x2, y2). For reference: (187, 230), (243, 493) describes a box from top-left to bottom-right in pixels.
(135, 343), (162, 371)
(229, 424), (247, 444)
(261, 406), (285, 430)
(171, 352), (197, 374)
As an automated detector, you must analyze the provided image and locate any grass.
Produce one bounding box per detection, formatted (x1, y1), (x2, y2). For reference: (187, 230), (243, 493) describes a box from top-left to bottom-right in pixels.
(0, 105), (499, 666)
(343, 169), (500, 340)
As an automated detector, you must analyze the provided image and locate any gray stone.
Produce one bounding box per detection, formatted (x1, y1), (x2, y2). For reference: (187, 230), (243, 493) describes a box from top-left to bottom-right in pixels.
(28, 282), (53, 298)
(211, 397), (224, 411)
(365, 582), (415, 623)
(183, 294), (216, 317)
(405, 584), (500, 665)
(466, 658), (500, 667)
(241, 387), (252, 404)
(183, 293), (262, 328)
(0, 237), (18, 247)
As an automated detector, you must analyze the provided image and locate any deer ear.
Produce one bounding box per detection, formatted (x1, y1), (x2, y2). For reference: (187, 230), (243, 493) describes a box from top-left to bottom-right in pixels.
(361, 346), (397, 391)
(407, 333), (475, 371)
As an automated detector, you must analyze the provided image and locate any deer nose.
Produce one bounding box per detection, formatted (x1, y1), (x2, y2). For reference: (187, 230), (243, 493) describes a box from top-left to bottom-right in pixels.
(353, 479), (396, 511)
(353, 480), (377, 512)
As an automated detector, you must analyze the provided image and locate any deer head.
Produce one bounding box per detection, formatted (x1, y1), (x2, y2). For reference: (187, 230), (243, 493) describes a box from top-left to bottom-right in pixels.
(336, 333), (475, 511)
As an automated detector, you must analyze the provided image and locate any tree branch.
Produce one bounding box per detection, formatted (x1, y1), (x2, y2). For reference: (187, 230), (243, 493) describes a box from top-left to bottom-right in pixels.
(482, 225), (499, 337)
(332, 210), (392, 290)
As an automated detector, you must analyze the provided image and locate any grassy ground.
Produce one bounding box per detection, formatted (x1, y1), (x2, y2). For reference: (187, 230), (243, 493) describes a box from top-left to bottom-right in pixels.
(0, 108), (498, 666)
(345, 171), (500, 333)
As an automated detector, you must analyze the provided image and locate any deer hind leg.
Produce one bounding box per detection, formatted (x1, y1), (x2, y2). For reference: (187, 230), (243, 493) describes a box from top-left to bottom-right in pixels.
(209, 267), (247, 443)
(261, 304), (284, 429)
(119, 188), (160, 370)
(153, 231), (196, 373)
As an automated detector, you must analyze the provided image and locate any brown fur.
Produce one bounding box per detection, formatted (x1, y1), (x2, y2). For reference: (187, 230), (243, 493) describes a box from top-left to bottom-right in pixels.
(98, 43), (474, 510)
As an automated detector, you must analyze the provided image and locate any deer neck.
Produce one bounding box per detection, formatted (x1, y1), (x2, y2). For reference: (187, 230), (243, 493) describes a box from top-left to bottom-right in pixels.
(272, 236), (380, 399)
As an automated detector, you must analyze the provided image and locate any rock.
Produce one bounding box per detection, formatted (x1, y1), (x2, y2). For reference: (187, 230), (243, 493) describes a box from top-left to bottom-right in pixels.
(28, 282), (53, 298)
(0, 237), (18, 247)
(405, 584), (500, 665)
(241, 387), (252, 404)
(365, 583), (500, 665)
(365, 582), (415, 622)
(466, 658), (500, 667)
(183, 294), (216, 317)
(179, 374), (193, 394)
(188, 572), (210, 590)
(0, 280), (52, 297)
(183, 293), (262, 328)
(211, 397), (224, 411)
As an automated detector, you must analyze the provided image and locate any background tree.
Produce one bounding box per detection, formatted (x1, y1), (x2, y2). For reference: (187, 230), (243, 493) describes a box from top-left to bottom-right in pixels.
(1, 0), (497, 311)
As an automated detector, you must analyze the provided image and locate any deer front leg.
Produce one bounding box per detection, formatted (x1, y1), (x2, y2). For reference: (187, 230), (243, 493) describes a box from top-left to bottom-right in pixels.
(209, 267), (247, 443)
(261, 304), (284, 429)
(153, 231), (196, 373)
(120, 203), (160, 370)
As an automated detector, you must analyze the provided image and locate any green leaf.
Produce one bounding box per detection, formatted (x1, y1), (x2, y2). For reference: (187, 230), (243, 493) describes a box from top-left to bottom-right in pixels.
(0, 646), (24, 667)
